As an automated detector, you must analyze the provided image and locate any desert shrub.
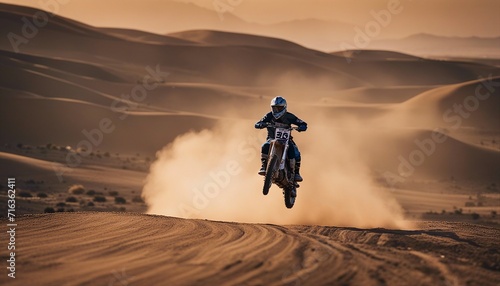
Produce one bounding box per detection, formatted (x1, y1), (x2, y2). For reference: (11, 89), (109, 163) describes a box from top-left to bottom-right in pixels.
(44, 207), (55, 213)
(108, 191), (119, 196)
(114, 197), (126, 204)
(68, 184), (85, 195)
(454, 208), (463, 215)
(86, 190), (96, 196)
(38, 192), (48, 198)
(56, 202), (66, 207)
(464, 202), (475, 207)
(87, 201), (95, 207)
(56, 208), (65, 212)
(119, 207), (126, 212)
(66, 196), (78, 203)
(18, 191), (32, 197)
(67, 208), (75, 212)
(471, 213), (480, 220)
(492, 211), (497, 218)
(132, 196), (144, 203)
(93, 196), (106, 202)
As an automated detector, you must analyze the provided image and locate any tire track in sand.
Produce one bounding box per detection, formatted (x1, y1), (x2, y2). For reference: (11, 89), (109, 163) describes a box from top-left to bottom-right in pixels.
(6, 213), (499, 286)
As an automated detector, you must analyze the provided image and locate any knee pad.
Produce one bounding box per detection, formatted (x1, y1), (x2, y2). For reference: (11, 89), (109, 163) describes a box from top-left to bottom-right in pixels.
(261, 142), (270, 154)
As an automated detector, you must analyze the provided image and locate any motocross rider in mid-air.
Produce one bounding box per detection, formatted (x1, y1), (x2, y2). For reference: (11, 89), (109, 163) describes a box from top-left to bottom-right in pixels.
(254, 96), (307, 182)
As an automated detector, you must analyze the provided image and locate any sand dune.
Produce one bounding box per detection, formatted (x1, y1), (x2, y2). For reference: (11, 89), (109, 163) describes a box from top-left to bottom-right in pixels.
(400, 77), (500, 131)
(0, 96), (215, 154)
(0, 3), (498, 183)
(330, 49), (423, 61)
(0, 3), (499, 285)
(4, 212), (498, 286)
(362, 129), (500, 181)
(326, 85), (436, 104)
(168, 29), (306, 51)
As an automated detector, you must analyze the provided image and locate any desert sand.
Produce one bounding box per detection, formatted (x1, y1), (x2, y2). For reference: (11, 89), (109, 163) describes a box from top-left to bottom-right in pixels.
(0, 212), (497, 286)
(0, 3), (499, 285)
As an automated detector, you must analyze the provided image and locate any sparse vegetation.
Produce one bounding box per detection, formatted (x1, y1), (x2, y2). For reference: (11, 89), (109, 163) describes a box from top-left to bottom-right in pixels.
(108, 191), (119, 196)
(68, 184), (85, 195)
(66, 196), (78, 203)
(471, 213), (480, 220)
(18, 191), (32, 197)
(44, 207), (55, 213)
(114, 197), (126, 204)
(56, 208), (65, 212)
(465, 202), (475, 207)
(56, 202), (66, 207)
(38, 192), (48, 198)
(132, 196), (144, 203)
(93, 196), (106, 202)
(86, 190), (96, 196)
(487, 183), (497, 191)
(87, 201), (95, 207)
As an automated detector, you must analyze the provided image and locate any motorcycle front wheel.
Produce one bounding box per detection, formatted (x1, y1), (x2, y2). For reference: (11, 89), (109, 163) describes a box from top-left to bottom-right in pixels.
(263, 155), (278, 195)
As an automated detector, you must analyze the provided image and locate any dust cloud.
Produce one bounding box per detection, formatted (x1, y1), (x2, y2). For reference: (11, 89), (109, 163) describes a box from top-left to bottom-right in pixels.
(141, 110), (411, 229)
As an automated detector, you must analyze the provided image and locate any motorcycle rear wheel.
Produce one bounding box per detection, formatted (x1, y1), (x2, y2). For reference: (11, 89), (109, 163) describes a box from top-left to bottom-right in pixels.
(284, 186), (296, 209)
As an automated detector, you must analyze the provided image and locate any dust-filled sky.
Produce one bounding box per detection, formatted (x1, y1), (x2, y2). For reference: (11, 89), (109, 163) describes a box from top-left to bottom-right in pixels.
(3, 0), (500, 38)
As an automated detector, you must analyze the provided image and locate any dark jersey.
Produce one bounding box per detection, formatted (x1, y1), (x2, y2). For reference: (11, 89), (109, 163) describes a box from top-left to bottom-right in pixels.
(255, 112), (307, 140)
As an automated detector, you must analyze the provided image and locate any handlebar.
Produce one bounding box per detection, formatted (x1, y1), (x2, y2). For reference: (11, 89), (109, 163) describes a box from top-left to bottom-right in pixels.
(264, 122), (299, 130)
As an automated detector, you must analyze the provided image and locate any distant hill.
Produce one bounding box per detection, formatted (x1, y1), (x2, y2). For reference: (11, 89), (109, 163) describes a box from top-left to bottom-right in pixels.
(369, 33), (500, 58)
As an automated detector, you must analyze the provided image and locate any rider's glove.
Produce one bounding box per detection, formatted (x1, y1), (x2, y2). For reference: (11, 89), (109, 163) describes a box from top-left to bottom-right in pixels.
(255, 122), (267, 129)
(297, 125), (307, 132)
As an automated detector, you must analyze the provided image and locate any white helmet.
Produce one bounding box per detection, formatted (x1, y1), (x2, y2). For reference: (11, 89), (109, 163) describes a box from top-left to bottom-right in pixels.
(270, 96), (287, 119)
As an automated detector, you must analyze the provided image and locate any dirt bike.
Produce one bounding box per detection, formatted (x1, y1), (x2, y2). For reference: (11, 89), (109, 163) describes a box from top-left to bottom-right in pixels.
(262, 122), (299, 209)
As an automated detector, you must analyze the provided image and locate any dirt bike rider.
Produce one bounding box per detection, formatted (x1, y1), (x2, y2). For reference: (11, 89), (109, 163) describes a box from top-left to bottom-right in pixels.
(255, 96), (307, 182)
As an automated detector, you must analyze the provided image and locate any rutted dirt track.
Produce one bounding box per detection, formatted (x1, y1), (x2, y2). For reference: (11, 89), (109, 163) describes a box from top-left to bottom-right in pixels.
(7, 213), (500, 286)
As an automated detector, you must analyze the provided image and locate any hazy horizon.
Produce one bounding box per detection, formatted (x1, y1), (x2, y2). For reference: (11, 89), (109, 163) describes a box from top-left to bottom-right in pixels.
(2, 0), (500, 38)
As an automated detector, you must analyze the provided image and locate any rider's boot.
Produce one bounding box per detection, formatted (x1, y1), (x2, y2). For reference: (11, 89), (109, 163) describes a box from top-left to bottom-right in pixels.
(294, 160), (303, 182)
(258, 154), (268, 176)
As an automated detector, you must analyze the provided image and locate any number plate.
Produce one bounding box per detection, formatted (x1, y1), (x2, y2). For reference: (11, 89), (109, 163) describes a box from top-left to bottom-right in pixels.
(275, 128), (290, 139)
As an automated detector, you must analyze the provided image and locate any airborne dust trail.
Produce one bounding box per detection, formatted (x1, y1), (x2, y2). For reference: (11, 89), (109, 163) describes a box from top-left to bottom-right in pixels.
(141, 113), (410, 229)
